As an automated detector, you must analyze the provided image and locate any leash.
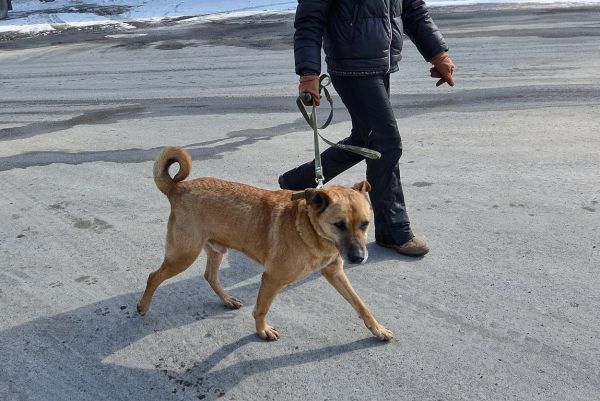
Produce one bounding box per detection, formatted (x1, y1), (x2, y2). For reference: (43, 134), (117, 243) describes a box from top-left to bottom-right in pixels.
(296, 74), (381, 189)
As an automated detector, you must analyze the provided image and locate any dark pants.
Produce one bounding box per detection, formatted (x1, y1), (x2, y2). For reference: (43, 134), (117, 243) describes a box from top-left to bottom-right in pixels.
(280, 73), (413, 245)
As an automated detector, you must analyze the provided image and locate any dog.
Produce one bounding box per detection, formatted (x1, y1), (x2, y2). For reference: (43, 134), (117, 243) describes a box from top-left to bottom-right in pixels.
(137, 147), (394, 341)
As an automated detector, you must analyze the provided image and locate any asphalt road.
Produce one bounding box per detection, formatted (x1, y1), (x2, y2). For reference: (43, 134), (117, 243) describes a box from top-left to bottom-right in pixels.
(1, 5), (599, 401)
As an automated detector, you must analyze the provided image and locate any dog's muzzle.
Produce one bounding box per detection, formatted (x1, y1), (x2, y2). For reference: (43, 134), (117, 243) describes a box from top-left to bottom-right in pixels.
(346, 245), (368, 265)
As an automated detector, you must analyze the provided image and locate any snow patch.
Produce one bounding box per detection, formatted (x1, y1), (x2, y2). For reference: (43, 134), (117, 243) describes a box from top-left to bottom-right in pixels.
(1, 0), (599, 36)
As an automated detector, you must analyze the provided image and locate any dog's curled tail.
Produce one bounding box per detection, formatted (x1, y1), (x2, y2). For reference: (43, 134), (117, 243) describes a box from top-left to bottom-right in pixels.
(153, 146), (192, 195)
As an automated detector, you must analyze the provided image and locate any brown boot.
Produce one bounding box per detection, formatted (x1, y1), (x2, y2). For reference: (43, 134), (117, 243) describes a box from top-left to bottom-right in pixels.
(377, 236), (430, 257)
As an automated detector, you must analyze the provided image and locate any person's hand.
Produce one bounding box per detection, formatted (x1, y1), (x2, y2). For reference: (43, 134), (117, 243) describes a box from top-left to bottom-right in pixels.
(299, 75), (320, 106)
(429, 52), (456, 87)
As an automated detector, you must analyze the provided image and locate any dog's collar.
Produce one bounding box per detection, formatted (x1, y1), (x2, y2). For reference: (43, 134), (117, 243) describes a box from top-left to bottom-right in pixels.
(291, 191), (305, 201)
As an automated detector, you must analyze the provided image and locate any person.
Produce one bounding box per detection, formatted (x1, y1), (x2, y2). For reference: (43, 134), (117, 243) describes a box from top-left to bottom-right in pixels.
(278, 0), (455, 257)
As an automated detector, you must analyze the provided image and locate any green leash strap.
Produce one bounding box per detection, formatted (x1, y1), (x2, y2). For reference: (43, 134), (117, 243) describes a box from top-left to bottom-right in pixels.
(296, 75), (381, 188)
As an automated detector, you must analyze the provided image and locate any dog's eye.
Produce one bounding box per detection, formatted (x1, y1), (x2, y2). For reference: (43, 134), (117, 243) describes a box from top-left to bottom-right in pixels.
(359, 221), (369, 231)
(334, 221), (347, 231)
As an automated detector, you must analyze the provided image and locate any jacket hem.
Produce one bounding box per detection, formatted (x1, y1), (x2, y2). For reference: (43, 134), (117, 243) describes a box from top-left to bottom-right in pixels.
(328, 64), (399, 76)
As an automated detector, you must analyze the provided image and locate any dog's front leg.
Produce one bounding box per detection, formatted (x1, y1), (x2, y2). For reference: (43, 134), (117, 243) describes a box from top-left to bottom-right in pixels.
(253, 272), (285, 341)
(321, 259), (394, 341)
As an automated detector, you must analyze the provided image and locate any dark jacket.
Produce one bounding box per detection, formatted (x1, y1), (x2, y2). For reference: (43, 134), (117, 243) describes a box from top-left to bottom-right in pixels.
(294, 0), (448, 76)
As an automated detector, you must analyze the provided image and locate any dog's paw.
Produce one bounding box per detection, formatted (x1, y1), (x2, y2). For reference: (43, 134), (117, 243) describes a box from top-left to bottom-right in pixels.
(257, 325), (280, 341)
(136, 303), (147, 316)
(222, 295), (243, 309)
(368, 323), (394, 341)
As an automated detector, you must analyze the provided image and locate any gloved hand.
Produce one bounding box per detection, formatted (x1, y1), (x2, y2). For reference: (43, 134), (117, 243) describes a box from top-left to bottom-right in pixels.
(299, 75), (321, 106)
(429, 52), (456, 87)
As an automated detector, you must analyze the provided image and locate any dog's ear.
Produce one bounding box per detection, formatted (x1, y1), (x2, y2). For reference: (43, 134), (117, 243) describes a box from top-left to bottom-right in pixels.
(352, 180), (371, 193)
(305, 189), (330, 214)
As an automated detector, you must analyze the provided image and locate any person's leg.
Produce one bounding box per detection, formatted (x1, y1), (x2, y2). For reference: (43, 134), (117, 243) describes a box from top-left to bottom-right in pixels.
(333, 75), (414, 246)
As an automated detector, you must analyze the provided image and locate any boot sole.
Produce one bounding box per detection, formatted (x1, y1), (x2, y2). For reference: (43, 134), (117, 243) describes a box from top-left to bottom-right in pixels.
(376, 241), (430, 257)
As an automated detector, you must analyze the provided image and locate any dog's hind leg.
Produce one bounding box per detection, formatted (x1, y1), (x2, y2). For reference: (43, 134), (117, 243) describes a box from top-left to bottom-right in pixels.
(203, 241), (243, 309)
(137, 249), (201, 315)
(137, 218), (203, 315)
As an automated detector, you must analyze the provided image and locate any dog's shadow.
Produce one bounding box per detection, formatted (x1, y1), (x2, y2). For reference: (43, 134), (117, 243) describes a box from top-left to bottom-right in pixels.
(165, 334), (385, 400)
(1, 253), (389, 401)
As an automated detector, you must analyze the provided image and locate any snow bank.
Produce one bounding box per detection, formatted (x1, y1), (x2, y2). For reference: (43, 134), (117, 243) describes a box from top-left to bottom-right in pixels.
(1, 0), (599, 36)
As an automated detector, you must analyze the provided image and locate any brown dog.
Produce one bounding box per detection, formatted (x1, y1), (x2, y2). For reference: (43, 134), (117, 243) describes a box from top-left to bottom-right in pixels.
(137, 147), (394, 341)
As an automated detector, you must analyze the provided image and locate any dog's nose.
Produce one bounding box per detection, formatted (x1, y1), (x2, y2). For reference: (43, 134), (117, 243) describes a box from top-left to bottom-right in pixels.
(347, 249), (365, 264)
(348, 255), (364, 264)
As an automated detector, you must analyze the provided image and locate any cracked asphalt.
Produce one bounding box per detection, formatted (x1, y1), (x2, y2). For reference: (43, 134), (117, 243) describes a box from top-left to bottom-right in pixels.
(1, 5), (599, 401)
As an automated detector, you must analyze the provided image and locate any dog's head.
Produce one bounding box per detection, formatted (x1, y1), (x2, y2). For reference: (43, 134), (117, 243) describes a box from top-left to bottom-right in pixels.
(304, 181), (372, 264)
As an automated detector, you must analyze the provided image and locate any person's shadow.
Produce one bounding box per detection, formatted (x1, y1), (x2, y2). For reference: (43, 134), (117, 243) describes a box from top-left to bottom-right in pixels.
(1, 249), (393, 401)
